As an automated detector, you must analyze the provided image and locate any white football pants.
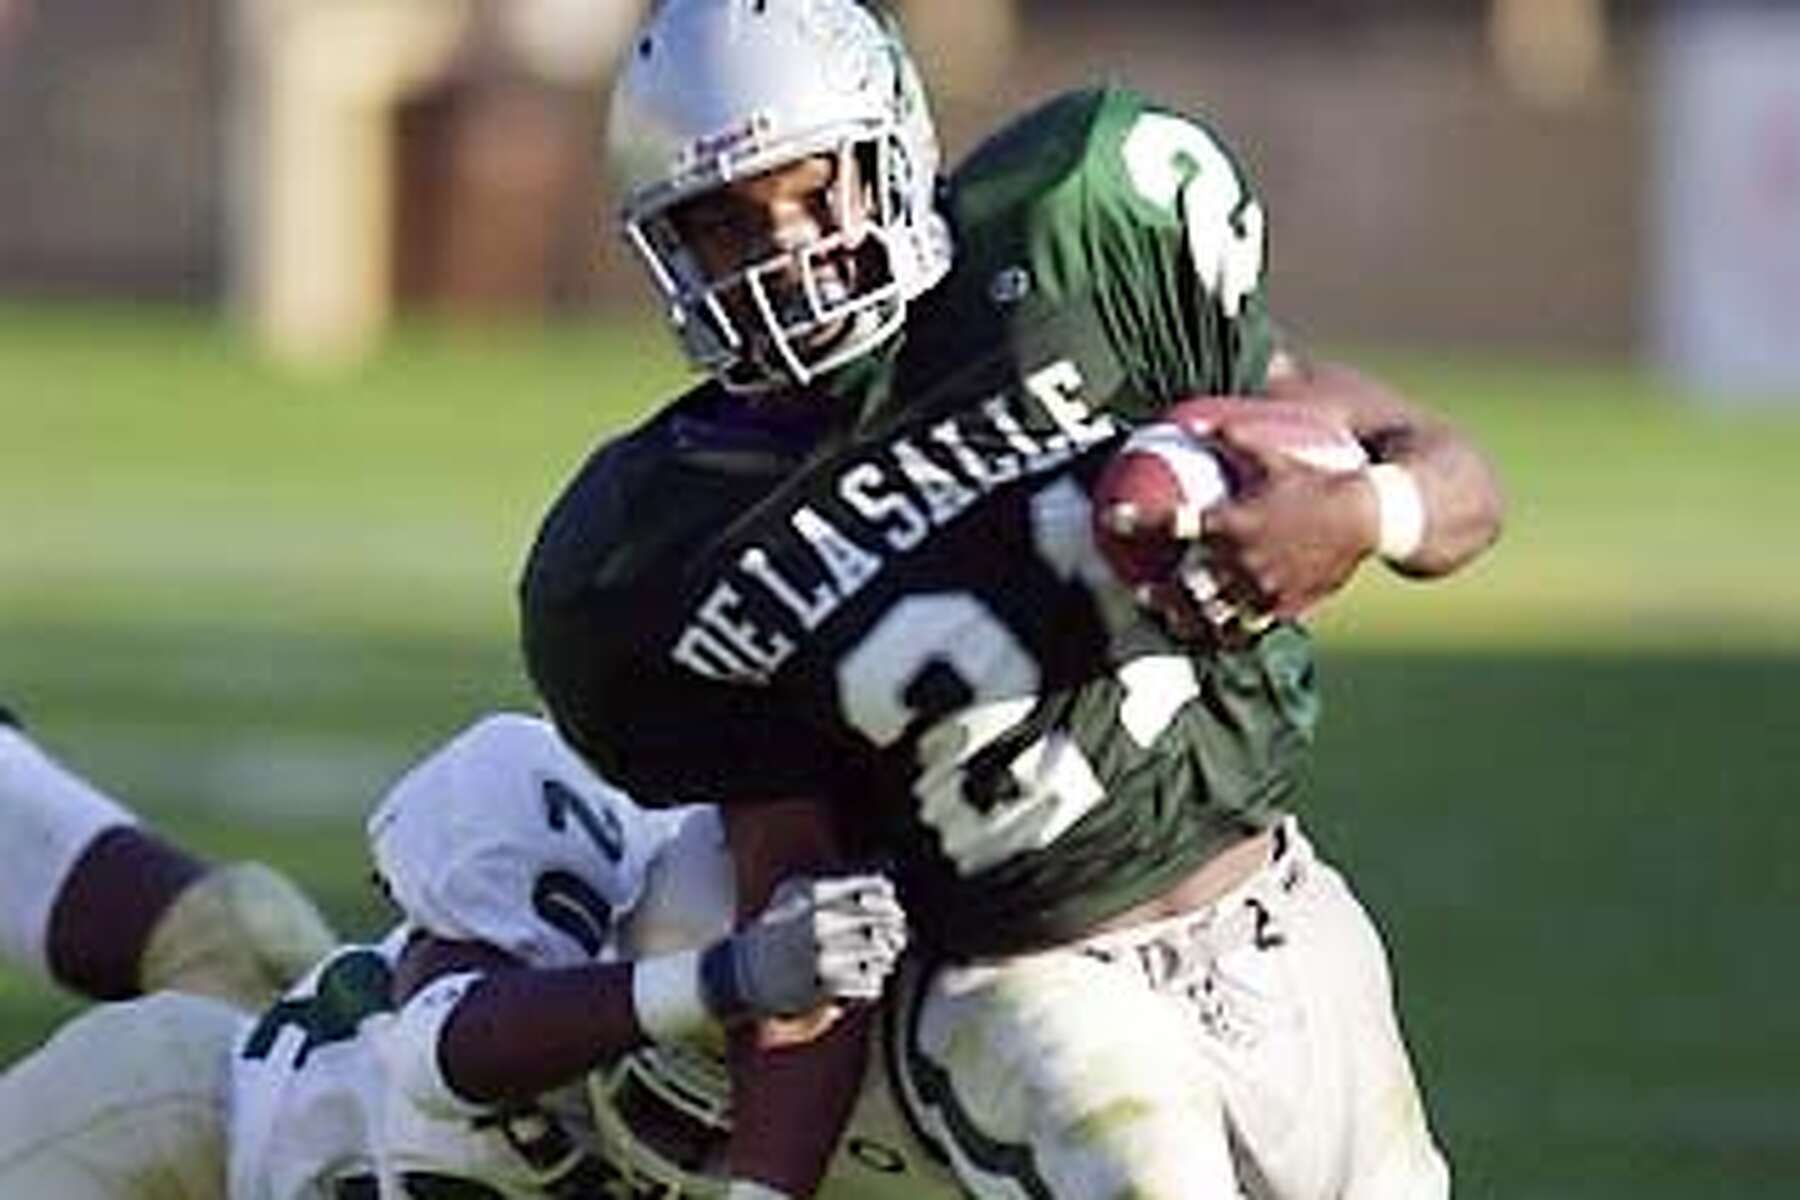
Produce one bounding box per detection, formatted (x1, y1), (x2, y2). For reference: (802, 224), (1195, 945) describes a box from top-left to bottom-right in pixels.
(0, 991), (240, 1199)
(890, 821), (1451, 1199)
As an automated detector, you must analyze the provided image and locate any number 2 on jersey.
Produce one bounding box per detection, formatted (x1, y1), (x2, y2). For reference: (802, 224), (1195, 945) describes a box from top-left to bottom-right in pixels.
(837, 479), (1198, 876)
(1121, 111), (1266, 319)
(534, 777), (623, 957)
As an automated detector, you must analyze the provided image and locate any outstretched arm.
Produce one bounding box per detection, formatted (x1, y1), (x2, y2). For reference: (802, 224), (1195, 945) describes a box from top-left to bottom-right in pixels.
(393, 855), (902, 1112)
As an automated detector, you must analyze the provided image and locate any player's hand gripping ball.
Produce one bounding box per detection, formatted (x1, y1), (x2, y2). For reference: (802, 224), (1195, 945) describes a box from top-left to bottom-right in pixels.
(1090, 397), (1367, 638)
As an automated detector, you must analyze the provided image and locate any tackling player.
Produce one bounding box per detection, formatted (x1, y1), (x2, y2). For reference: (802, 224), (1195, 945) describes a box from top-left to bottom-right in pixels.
(0, 711), (925, 1198)
(520, 2), (1504, 1198)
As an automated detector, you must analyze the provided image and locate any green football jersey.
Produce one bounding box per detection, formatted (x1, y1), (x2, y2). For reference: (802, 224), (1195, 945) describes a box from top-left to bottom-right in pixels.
(523, 86), (1317, 957)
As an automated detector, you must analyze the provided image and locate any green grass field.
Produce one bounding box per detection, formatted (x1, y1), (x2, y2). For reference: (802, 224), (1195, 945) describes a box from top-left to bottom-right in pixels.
(3, 301), (1798, 1196)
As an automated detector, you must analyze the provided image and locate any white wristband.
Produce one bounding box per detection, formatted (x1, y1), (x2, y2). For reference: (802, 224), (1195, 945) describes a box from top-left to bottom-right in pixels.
(631, 949), (713, 1043)
(726, 1182), (794, 1200)
(1366, 462), (1427, 564)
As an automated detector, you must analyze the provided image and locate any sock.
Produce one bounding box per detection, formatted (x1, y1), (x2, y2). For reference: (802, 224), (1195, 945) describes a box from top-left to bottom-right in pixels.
(0, 724), (141, 983)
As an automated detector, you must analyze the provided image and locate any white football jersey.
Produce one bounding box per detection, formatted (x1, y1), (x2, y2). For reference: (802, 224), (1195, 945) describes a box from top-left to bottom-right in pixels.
(368, 712), (666, 970)
(226, 931), (398, 1199)
(227, 931), (633, 1199)
(229, 714), (688, 1199)
(229, 712), (959, 1198)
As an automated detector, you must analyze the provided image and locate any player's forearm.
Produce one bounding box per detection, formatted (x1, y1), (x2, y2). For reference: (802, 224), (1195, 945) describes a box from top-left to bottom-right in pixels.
(396, 931), (694, 1108)
(434, 961), (646, 1105)
(1370, 413), (1505, 577)
(424, 884), (902, 1108)
(1270, 355), (1505, 577)
(727, 1004), (872, 1197)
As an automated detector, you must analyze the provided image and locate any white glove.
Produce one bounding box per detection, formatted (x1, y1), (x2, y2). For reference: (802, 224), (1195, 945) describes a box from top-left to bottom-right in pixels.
(706, 873), (907, 1019)
(632, 872), (906, 1041)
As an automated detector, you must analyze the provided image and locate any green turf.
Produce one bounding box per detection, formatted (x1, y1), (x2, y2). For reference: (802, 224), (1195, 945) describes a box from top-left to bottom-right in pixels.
(1309, 650), (1800, 1195)
(3, 301), (1798, 1195)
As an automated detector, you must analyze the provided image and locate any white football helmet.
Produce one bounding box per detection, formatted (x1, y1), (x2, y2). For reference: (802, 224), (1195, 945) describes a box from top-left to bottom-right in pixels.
(588, 1042), (733, 1198)
(588, 805), (735, 1197)
(608, 0), (953, 392)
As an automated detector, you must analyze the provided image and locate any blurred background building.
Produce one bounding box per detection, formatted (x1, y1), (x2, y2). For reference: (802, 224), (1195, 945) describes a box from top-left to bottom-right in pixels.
(1, 0), (1796, 395)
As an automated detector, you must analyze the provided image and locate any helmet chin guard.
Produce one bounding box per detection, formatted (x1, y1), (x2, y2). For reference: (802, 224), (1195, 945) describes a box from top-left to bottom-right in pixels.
(609, 0), (952, 393)
(587, 1042), (733, 1199)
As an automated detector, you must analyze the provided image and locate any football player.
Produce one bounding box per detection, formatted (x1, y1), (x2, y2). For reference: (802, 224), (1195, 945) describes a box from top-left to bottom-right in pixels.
(0, 702), (337, 1009)
(520, 2), (1504, 1198)
(0, 712), (931, 1198)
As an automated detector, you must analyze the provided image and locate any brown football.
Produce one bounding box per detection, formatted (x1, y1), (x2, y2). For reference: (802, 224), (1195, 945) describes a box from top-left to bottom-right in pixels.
(1090, 397), (1365, 593)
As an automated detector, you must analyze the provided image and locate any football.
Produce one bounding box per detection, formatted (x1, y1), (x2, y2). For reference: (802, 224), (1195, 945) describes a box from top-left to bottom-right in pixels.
(1089, 396), (1367, 597)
